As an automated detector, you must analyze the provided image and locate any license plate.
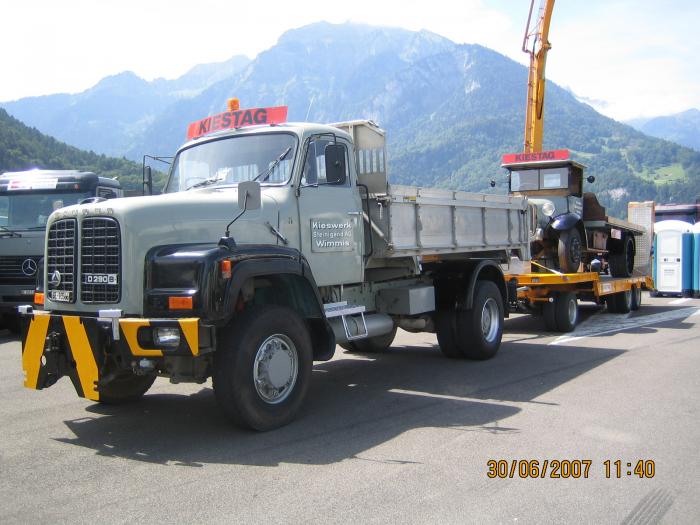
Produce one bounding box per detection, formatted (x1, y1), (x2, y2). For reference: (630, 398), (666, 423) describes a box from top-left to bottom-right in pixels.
(50, 290), (71, 302)
(83, 274), (118, 285)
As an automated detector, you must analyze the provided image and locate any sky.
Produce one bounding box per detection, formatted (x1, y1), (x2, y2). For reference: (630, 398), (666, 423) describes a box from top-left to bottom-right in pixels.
(1, 0), (699, 121)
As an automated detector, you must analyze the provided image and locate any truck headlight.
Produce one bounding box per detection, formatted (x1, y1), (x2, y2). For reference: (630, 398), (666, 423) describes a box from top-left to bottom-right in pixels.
(542, 201), (556, 217)
(153, 327), (181, 347)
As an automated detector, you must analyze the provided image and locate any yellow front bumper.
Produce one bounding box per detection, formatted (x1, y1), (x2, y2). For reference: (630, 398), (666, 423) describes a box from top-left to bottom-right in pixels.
(21, 311), (200, 401)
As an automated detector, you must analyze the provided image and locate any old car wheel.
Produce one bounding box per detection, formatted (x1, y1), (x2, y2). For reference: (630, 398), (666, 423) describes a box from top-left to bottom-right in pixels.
(609, 235), (635, 278)
(557, 229), (582, 273)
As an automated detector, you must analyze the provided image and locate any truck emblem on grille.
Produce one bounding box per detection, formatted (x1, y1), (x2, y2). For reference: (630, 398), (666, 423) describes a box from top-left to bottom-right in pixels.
(49, 270), (62, 286)
(21, 258), (38, 276)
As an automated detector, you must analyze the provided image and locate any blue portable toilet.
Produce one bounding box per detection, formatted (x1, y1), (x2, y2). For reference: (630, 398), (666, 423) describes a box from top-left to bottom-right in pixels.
(653, 220), (693, 296)
(693, 222), (700, 298)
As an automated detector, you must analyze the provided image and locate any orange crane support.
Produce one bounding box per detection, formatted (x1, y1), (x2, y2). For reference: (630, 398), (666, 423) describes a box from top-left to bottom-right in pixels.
(522, 0), (555, 153)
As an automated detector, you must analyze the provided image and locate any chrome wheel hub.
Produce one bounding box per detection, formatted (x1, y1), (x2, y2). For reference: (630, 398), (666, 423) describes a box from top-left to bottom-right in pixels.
(481, 298), (500, 343)
(253, 334), (298, 404)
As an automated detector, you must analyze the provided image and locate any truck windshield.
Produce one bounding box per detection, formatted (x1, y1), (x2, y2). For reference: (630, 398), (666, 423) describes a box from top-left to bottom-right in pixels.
(165, 133), (298, 193)
(0, 190), (92, 230)
(510, 167), (568, 191)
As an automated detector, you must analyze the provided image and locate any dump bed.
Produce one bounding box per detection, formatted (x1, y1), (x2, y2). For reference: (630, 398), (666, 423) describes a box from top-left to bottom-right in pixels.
(367, 185), (530, 259)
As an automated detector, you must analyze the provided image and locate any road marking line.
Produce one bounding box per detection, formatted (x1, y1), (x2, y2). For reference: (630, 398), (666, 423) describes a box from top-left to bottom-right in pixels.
(550, 307), (700, 345)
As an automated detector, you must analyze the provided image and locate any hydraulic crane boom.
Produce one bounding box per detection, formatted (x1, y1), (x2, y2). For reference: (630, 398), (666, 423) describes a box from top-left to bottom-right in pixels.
(522, 0), (555, 153)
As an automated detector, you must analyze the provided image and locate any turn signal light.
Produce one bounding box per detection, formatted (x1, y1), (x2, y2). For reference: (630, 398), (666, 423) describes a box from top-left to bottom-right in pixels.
(168, 296), (193, 310)
(221, 259), (232, 279)
(34, 292), (45, 305)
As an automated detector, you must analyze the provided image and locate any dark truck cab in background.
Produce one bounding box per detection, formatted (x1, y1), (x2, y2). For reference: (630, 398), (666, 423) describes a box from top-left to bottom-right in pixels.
(0, 170), (122, 331)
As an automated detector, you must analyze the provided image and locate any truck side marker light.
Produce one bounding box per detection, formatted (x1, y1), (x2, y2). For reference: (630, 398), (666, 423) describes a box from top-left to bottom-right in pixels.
(221, 260), (232, 279)
(169, 296), (193, 310)
(34, 292), (45, 305)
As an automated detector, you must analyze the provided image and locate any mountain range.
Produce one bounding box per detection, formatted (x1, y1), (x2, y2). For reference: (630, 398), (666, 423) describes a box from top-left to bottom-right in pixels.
(627, 109), (700, 153)
(2, 22), (700, 216)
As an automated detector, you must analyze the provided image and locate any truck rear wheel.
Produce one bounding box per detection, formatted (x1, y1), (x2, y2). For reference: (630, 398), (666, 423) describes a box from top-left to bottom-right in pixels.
(213, 305), (312, 431)
(607, 289), (632, 314)
(340, 326), (397, 353)
(609, 235), (635, 278)
(557, 229), (582, 273)
(543, 292), (578, 332)
(98, 373), (157, 404)
(435, 309), (463, 358)
(455, 281), (504, 360)
(630, 285), (642, 310)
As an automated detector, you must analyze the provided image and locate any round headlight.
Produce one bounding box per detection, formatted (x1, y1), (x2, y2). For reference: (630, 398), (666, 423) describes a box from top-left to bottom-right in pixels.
(542, 201), (556, 217)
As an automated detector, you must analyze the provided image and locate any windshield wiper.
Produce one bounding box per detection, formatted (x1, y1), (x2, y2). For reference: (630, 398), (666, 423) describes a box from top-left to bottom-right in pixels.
(251, 146), (293, 183)
(186, 176), (224, 191)
(0, 225), (22, 238)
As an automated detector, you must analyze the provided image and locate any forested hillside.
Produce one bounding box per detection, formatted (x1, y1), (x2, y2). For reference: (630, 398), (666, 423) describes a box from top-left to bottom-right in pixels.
(0, 109), (164, 192)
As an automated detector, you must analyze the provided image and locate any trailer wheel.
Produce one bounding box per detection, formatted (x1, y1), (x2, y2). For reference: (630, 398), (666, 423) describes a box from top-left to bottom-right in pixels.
(435, 309), (463, 358)
(340, 326), (397, 353)
(609, 235), (635, 278)
(455, 281), (503, 360)
(607, 289), (632, 314)
(630, 286), (642, 311)
(213, 305), (312, 431)
(98, 373), (157, 404)
(557, 229), (582, 273)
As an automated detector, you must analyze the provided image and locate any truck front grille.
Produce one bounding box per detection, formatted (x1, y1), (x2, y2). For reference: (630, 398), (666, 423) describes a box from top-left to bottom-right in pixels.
(0, 256), (40, 284)
(81, 217), (121, 304)
(46, 219), (77, 303)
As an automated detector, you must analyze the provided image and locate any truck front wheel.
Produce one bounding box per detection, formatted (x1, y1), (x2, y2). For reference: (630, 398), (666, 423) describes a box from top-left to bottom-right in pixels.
(98, 373), (157, 404)
(557, 229), (582, 273)
(213, 305), (313, 431)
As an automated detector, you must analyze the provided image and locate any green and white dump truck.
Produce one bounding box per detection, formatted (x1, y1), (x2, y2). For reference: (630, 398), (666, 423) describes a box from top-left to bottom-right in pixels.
(1, 170), (121, 331)
(18, 105), (530, 430)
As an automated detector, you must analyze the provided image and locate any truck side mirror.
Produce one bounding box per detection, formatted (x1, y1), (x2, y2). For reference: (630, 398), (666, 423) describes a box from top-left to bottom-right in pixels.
(324, 144), (346, 185)
(586, 175), (595, 184)
(238, 180), (261, 211)
(143, 165), (153, 195)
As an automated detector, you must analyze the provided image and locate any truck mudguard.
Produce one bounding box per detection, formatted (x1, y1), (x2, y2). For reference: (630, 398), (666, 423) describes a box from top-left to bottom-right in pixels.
(463, 260), (508, 316)
(144, 243), (336, 360)
(551, 212), (581, 231)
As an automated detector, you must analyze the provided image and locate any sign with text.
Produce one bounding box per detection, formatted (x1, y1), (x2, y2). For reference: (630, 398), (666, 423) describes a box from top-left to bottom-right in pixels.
(186, 106), (288, 140)
(310, 218), (355, 252)
(501, 149), (570, 165)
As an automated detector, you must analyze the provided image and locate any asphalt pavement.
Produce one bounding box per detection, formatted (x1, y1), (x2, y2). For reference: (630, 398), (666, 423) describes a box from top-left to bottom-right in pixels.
(0, 293), (698, 524)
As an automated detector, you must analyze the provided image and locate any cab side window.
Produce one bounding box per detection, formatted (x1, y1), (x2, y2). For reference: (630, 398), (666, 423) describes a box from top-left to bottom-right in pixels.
(302, 139), (350, 186)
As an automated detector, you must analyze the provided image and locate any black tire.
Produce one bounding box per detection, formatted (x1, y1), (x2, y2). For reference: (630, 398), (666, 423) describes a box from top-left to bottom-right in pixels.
(607, 289), (632, 314)
(630, 286), (642, 311)
(557, 229), (583, 273)
(435, 309), (463, 358)
(649, 289), (659, 298)
(98, 374), (157, 404)
(554, 292), (578, 332)
(609, 235), (635, 278)
(213, 305), (313, 431)
(543, 300), (558, 331)
(455, 281), (504, 360)
(340, 326), (397, 353)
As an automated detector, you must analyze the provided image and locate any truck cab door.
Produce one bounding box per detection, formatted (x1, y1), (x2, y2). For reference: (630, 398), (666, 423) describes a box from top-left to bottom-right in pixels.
(296, 137), (364, 287)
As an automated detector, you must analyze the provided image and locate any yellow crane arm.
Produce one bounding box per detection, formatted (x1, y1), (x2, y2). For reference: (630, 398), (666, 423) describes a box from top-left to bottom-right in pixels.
(523, 0), (555, 153)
